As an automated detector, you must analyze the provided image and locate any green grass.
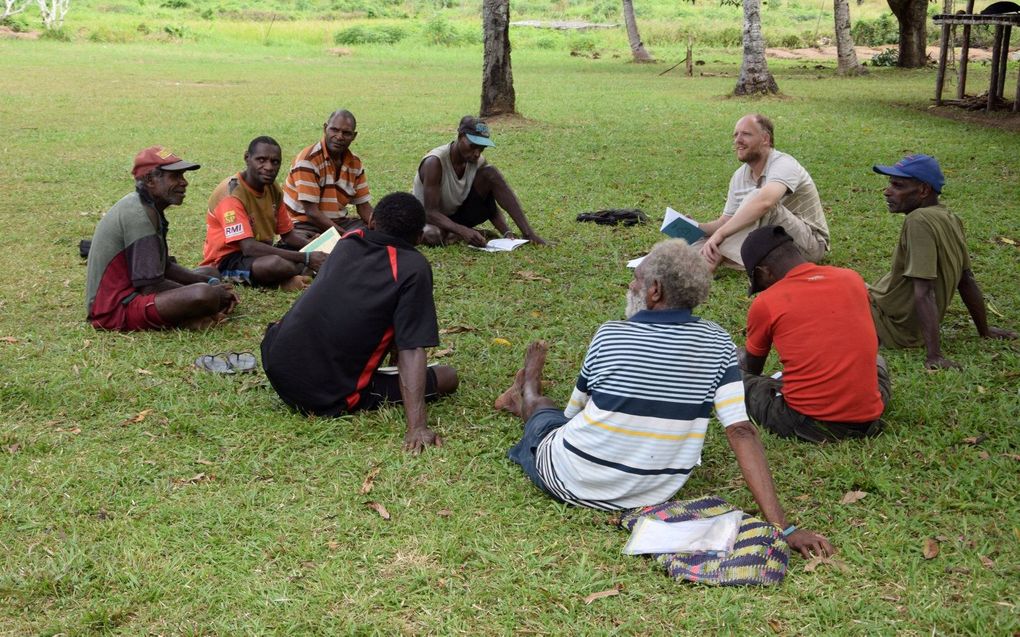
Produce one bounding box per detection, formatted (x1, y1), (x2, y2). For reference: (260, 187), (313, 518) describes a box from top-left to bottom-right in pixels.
(1, 32), (1019, 635)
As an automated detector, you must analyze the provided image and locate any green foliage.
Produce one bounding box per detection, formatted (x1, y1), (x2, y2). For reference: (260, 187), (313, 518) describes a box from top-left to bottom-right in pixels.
(0, 15), (31, 32)
(420, 13), (477, 46)
(162, 22), (192, 39)
(868, 47), (899, 66)
(333, 24), (407, 45)
(567, 32), (597, 53)
(38, 27), (71, 41)
(88, 25), (136, 43)
(160, 0), (190, 8)
(851, 13), (899, 46)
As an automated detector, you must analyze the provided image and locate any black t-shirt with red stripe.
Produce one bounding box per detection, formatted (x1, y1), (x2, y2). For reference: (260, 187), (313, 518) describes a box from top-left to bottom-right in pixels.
(260, 229), (439, 416)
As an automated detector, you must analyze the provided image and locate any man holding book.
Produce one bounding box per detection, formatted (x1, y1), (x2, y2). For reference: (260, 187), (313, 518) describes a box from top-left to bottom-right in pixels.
(201, 136), (327, 290)
(697, 114), (829, 270)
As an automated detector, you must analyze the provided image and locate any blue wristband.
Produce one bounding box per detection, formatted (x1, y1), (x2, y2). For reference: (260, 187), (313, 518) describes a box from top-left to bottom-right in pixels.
(782, 525), (797, 537)
(207, 277), (220, 286)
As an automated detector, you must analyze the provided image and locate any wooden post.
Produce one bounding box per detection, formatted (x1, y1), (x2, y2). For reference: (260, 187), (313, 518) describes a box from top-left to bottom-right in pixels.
(935, 23), (951, 105)
(996, 25), (1011, 100)
(1014, 63), (1019, 112)
(987, 25), (1003, 111)
(685, 37), (693, 77)
(957, 0), (975, 100)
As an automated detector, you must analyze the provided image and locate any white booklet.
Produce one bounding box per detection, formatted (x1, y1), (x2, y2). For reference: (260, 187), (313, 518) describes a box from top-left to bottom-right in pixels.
(300, 226), (341, 254)
(621, 510), (742, 556)
(470, 238), (530, 253)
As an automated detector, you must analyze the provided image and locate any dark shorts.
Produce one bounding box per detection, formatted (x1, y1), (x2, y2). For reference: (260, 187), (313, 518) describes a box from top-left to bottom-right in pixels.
(293, 217), (365, 237)
(742, 357), (892, 443)
(447, 186), (498, 229)
(90, 292), (168, 332)
(507, 408), (569, 498)
(216, 251), (257, 284)
(355, 366), (440, 412)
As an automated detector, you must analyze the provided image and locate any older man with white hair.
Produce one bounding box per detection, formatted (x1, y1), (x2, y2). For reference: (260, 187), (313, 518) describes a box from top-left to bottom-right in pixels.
(495, 239), (834, 558)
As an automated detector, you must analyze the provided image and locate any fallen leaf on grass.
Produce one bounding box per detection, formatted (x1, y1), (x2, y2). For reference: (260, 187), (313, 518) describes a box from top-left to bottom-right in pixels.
(365, 501), (391, 520)
(923, 538), (940, 559)
(437, 508), (453, 517)
(794, 494), (811, 501)
(359, 466), (381, 495)
(980, 555), (995, 569)
(804, 556), (850, 573)
(55, 427), (82, 435)
(195, 459), (214, 466)
(1, 336), (19, 344)
(995, 235), (1017, 246)
(583, 584), (622, 605)
(944, 566), (971, 574)
(439, 325), (476, 335)
(767, 618), (784, 634)
(120, 409), (153, 426)
(839, 490), (868, 505)
(326, 540), (340, 551)
(6, 443), (21, 454)
(431, 347), (455, 358)
(961, 434), (987, 446)
(491, 337), (512, 347)
(135, 368), (153, 376)
(976, 385), (987, 394)
(977, 451), (990, 460)
(1003, 454), (1020, 462)
(172, 473), (213, 486)
(515, 270), (551, 283)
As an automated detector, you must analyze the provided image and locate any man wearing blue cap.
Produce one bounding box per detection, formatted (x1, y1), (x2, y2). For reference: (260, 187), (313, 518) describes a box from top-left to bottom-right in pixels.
(412, 115), (546, 247)
(869, 154), (1015, 369)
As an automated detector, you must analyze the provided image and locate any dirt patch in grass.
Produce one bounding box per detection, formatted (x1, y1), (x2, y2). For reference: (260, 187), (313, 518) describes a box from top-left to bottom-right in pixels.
(0, 26), (39, 40)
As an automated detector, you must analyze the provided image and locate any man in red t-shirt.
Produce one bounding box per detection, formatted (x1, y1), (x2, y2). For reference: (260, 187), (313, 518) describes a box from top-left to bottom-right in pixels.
(202, 136), (326, 290)
(739, 225), (891, 442)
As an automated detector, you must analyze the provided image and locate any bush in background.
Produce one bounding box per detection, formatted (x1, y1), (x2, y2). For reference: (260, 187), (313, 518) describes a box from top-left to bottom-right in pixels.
(334, 24), (406, 44)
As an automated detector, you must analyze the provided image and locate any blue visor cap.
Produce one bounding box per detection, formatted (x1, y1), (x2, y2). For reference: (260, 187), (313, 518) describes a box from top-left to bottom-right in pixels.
(459, 118), (496, 147)
(872, 154), (944, 194)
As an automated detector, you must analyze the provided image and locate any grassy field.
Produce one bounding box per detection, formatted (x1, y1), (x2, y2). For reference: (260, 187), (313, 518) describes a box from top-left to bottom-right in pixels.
(1, 26), (1019, 636)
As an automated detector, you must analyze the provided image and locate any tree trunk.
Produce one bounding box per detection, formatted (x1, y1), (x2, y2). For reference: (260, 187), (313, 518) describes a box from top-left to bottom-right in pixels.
(886, 0), (928, 68)
(622, 0), (654, 62)
(834, 0), (867, 75)
(480, 0), (516, 117)
(734, 0), (779, 95)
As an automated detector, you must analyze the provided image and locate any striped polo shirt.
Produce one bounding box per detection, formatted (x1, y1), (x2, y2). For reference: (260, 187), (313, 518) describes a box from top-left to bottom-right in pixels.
(282, 139), (370, 222)
(536, 309), (748, 511)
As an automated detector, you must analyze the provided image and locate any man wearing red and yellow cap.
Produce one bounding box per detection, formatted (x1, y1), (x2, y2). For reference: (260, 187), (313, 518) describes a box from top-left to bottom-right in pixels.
(84, 146), (238, 331)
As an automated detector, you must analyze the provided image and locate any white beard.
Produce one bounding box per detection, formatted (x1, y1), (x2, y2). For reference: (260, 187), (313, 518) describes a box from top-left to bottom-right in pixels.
(625, 287), (647, 319)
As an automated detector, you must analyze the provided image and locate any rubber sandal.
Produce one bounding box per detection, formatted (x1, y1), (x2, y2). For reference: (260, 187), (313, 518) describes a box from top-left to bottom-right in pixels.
(225, 352), (257, 373)
(194, 352), (256, 374)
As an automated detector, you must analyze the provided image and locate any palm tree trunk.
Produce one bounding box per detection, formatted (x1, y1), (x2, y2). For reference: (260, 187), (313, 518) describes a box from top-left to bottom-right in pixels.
(622, 0), (654, 62)
(834, 0), (866, 75)
(734, 0), (779, 95)
(480, 0), (516, 117)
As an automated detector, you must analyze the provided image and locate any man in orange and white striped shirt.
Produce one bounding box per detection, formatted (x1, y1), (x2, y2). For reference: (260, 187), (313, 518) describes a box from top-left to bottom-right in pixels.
(283, 109), (373, 236)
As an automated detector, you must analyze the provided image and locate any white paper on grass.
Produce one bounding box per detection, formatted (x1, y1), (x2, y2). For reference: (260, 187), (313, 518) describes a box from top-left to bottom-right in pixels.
(626, 255), (646, 269)
(469, 238), (530, 253)
(621, 510), (743, 556)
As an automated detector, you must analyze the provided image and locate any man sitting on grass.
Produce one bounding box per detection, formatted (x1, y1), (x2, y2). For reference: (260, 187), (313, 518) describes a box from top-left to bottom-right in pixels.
(740, 225), (890, 443)
(697, 113), (829, 271)
(412, 115), (546, 248)
(868, 154), (1016, 369)
(261, 192), (458, 454)
(85, 146), (238, 331)
(282, 109), (373, 236)
(496, 239), (834, 558)
(201, 136), (327, 291)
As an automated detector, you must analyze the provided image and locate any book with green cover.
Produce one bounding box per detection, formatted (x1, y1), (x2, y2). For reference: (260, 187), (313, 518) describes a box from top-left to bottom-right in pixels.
(661, 207), (705, 244)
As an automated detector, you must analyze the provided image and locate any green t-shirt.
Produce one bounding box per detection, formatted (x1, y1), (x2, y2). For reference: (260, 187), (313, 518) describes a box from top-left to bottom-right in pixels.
(868, 204), (971, 348)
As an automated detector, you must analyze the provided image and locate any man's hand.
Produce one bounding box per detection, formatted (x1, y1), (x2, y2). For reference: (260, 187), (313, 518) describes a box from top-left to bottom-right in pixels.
(308, 251), (328, 272)
(925, 354), (961, 370)
(525, 232), (548, 246)
(459, 226), (488, 248)
(983, 326), (1017, 340)
(217, 284), (240, 314)
(403, 425), (443, 455)
(786, 528), (835, 558)
(700, 233), (724, 266)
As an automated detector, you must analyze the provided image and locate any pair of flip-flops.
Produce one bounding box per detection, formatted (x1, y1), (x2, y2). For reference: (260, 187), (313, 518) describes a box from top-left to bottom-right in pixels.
(194, 352), (257, 374)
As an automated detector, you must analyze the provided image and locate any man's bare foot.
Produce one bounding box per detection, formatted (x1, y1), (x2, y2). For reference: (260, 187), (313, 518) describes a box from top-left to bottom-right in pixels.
(180, 312), (226, 330)
(494, 368), (525, 416)
(281, 275), (310, 292)
(522, 340), (549, 407)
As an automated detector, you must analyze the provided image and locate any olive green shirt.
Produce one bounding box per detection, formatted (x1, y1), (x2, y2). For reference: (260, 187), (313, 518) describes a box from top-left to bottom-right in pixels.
(868, 204), (971, 348)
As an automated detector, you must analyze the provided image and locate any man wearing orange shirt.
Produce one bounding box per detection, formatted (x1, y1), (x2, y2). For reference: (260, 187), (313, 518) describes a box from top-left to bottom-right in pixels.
(739, 225), (891, 443)
(283, 109), (373, 235)
(202, 137), (326, 289)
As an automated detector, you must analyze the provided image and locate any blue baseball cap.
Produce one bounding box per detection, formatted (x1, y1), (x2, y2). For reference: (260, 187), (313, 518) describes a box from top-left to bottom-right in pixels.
(872, 154), (944, 194)
(457, 116), (495, 148)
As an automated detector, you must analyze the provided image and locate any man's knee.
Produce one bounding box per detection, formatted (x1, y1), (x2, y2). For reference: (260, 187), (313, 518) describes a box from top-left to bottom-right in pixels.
(434, 365), (459, 395)
(421, 224), (445, 246)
